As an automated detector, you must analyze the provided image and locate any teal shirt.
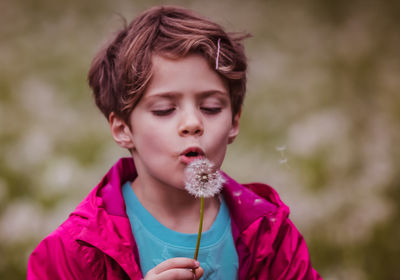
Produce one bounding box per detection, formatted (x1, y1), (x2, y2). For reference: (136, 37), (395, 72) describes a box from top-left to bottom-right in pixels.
(122, 182), (238, 279)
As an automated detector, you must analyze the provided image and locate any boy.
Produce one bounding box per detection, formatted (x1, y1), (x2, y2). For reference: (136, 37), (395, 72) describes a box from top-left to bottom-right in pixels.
(28, 6), (322, 279)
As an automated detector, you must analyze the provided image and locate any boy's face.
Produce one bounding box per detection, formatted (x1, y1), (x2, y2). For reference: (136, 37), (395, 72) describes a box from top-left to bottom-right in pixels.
(111, 54), (240, 190)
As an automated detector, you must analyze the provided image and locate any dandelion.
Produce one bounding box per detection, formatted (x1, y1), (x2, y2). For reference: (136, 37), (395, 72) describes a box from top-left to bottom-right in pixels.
(185, 159), (224, 198)
(184, 158), (224, 261)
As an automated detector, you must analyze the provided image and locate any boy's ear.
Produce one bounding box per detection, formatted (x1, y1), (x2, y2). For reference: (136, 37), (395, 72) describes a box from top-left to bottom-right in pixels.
(109, 112), (135, 149)
(228, 110), (241, 144)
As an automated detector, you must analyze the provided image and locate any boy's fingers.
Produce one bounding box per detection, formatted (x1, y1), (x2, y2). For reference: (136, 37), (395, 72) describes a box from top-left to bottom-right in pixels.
(194, 266), (204, 279)
(158, 268), (197, 279)
(152, 257), (200, 274)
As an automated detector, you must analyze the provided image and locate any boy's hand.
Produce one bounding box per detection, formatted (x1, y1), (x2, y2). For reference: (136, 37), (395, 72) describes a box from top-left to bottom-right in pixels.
(144, 257), (204, 279)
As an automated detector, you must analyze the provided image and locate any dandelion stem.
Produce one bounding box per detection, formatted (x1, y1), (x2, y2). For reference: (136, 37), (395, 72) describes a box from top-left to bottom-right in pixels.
(193, 196), (204, 261)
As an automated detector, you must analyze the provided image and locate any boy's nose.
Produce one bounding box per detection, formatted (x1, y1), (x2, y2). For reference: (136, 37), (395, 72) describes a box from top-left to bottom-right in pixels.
(178, 111), (204, 137)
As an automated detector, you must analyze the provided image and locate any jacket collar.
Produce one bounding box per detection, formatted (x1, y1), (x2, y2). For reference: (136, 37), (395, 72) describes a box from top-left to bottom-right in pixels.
(221, 172), (287, 279)
(72, 158), (142, 279)
(221, 171), (279, 233)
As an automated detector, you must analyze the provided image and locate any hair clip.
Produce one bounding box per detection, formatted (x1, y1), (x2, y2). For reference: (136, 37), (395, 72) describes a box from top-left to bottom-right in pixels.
(216, 38), (221, 70)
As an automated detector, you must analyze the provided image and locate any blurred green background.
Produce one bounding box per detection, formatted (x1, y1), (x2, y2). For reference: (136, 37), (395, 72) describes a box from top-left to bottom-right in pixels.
(1, 0), (399, 279)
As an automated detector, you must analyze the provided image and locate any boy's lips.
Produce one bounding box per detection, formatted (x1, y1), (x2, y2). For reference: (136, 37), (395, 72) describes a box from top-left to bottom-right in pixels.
(179, 147), (205, 164)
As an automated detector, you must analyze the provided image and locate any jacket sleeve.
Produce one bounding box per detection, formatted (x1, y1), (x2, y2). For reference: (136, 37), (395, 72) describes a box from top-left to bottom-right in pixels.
(27, 230), (103, 280)
(267, 218), (322, 280)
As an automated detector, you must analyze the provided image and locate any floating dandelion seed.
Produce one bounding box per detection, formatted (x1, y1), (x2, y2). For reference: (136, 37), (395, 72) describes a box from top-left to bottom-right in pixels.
(185, 158), (224, 198)
(276, 145), (287, 163)
(275, 145), (287, 152)
(279, 158), (288, 164)
(276, 144), (291, 169)
(184, 158), (224, 263)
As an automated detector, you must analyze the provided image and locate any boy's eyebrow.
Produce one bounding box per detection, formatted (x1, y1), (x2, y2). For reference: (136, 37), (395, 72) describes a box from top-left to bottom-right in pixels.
(198, 90), (229, 99)
(144, 92), (179, 101)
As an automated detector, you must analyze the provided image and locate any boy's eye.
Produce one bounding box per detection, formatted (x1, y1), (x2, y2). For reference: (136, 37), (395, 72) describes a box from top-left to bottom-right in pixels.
(201, 107), (222, 114)
(152, 108), (175, 116)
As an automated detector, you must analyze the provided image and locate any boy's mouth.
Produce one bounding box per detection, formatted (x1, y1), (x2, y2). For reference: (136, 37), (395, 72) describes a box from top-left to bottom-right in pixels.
(180, 147), (205, 164)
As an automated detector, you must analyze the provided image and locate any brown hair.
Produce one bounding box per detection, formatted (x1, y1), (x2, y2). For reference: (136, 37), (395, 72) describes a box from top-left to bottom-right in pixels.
(88, 5), (249, 123)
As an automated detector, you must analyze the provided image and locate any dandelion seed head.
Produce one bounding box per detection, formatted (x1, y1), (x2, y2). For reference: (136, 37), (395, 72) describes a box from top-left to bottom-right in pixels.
(184, 158), (224, 198)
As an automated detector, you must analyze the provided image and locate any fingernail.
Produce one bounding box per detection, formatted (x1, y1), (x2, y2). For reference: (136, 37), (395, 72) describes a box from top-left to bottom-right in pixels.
(194, 260), (200, 267)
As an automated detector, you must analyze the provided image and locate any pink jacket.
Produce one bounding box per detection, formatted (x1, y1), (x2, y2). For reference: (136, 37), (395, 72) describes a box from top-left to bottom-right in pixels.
(28, 158), (322, 279)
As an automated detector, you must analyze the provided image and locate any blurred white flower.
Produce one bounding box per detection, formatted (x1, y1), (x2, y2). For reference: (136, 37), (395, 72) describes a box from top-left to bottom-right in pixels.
(0, 199), (44, 243)
(288, 109), (349, 157)
(184, 158), (224, 198)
